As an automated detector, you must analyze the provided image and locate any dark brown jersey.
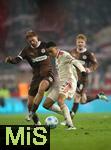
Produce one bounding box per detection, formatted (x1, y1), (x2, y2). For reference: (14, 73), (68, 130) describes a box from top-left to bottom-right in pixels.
(70, 48), (98, 71)
(17, 42), (54, 78)
(69, 48), (98, 94)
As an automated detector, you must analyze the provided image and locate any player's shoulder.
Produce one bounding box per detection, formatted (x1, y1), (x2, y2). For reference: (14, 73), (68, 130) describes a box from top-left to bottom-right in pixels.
(69, 48), (76, 52)
(19, 45), (29, 53)
(86, 49), (96, 57)
(69, 48), (78, 55)
(39, 41), (47, 48)
(61, 50), (71, 57)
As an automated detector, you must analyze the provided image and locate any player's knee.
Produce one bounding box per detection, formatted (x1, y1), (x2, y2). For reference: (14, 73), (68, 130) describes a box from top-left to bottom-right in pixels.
(43, 102), (49, 109)
(39, 80), (49, 91)
(80, 97), (87, 104)
(58, 99), (64, 109)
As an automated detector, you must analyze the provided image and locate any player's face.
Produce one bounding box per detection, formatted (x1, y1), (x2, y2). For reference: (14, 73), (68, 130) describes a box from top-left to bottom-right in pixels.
(27, 36), (39, 48)
(47, 47), (57, 57)
(76, 39), (86, 51)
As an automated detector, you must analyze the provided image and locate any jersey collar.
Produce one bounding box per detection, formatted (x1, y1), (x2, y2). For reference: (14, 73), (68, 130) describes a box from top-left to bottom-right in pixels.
(77, 48), (87, 53)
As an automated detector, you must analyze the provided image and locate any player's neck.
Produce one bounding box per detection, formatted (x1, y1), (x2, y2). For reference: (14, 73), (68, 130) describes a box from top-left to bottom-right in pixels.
(76, 47), (87, 53)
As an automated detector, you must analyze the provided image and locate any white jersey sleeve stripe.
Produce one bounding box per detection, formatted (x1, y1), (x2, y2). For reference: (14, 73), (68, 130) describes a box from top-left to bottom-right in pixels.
(17, 55), (23, 60)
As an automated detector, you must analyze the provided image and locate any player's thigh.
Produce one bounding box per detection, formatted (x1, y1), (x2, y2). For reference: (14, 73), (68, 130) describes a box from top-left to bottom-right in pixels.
(68, 78), (77, 99)
(59, 80), (71, 99)
(80, 93), (87, 103)
(38, 79), (50, 92)
(43, 76), (54, 91)
(47, 82), (59, 100)
(74, 92), (82, 103)
(43, 81), (59, 108)
(28, 77), (40, 97)
(57, 93), (66, 108)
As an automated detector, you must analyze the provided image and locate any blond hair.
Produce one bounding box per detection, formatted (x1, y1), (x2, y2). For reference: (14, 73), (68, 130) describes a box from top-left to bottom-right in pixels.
(76, 34), (87, 42)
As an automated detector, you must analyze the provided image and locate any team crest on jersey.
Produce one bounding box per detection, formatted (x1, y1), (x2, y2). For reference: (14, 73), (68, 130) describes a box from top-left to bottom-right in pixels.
(82, 55), (87, 59)
(41, 49), (46, 53)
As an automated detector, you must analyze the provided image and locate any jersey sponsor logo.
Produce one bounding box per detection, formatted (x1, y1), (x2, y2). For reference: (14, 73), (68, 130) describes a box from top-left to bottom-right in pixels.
(41, 49), (46, 53)
(32, 55), (48, 63)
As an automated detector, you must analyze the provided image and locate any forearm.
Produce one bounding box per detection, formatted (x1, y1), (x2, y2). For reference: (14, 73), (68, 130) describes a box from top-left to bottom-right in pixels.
(86, 62), (99, 73)
(8, 56), (22, 64)
(87, 52), (99, 72)
(90, 63), (98, 72)
(72, 59), (86, 72)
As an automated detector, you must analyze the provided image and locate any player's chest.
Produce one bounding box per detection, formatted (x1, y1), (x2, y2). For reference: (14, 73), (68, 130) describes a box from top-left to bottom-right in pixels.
(27, 48), (47, 63)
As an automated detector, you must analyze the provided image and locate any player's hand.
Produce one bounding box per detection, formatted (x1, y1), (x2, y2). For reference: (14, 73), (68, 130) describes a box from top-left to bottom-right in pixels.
(5, 56), (13, 63)
(85, 68), (91, 73)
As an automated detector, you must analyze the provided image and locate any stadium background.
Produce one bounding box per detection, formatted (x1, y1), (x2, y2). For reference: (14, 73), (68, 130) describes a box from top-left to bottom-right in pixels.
(0, 0), (111, 113)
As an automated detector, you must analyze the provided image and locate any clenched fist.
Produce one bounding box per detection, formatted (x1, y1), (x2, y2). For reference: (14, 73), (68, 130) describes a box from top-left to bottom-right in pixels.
(5, 56), (13, 63)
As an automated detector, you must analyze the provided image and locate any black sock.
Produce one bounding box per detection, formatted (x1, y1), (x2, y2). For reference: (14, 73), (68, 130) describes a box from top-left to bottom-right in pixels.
(83, 95), (98, 104)
(28, 104), (32, 112)
(31, 103), (39, 113)
(71, 102), (79, 114)
(32, 113), (39, 124)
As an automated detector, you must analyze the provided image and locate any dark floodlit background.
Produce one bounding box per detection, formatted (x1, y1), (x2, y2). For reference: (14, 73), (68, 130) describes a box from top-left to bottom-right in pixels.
(0, 0), (111, 114)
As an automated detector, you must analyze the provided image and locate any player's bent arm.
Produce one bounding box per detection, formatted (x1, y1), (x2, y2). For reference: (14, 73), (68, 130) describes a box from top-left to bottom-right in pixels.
(5, 56), (22, 64)
(71, 59), (86, 72)
(72, 59), (88, 87)
(87, 52), (99, 72)
(64, 53), (86, 72)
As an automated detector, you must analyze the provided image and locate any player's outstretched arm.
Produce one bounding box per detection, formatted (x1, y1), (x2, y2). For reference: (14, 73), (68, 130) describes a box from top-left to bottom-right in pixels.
(72, 59), (86, 72)
(5, 56), (22, 64)
(64, 52), (86, 72)
(86, 52), (99, 73)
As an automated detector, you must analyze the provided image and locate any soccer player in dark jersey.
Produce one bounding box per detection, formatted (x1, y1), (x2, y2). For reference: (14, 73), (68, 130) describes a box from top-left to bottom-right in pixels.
(5, 30), (54, 125)
(68, 34), (108, 119)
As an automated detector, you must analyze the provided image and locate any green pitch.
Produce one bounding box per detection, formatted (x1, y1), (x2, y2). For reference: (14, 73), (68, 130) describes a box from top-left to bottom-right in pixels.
(0, 113), (111, 150)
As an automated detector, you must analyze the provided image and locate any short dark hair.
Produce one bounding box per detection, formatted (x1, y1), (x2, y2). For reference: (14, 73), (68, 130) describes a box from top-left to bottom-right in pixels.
(25, 30), (37, 39)
(46, 42), (56, 48)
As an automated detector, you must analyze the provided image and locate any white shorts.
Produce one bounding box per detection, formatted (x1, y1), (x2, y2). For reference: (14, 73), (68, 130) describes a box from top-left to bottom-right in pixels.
(47, 78), (77, 101)
(47, 80), (59, 101)
(59, 78), (77, 99)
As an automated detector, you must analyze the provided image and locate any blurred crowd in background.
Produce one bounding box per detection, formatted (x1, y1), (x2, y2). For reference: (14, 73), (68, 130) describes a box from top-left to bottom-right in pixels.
(0, 0), (111, 102)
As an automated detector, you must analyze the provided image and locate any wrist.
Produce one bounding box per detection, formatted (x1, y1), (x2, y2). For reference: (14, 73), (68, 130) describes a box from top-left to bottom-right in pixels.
(85, 68), (91, 73)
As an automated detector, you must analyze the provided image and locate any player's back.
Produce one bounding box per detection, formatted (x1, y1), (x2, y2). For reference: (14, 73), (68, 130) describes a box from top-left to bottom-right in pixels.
(55, 50), (78, 82)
